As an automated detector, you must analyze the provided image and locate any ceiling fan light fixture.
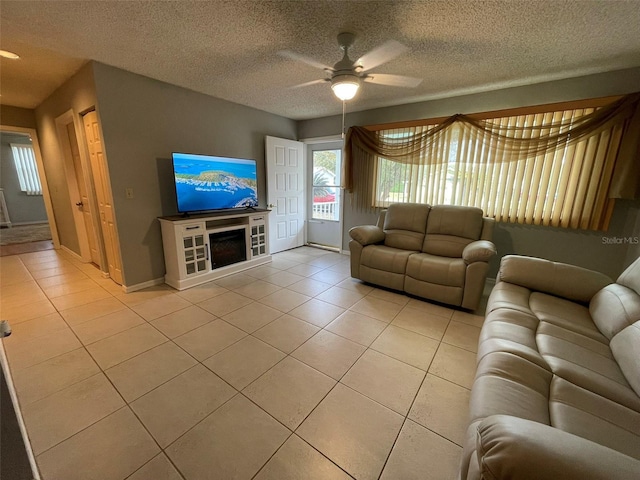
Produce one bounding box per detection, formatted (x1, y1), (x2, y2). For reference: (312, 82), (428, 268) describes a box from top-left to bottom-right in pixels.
(0, 49), (20, 60)
(331, 74), (360, 101)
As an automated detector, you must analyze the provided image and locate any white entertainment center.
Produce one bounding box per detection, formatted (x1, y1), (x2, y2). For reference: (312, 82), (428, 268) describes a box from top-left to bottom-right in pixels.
(159, 208), (271, 290)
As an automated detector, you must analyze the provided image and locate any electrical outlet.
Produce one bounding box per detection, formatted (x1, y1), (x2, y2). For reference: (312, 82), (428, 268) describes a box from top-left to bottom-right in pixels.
(125, 188), (134, 199)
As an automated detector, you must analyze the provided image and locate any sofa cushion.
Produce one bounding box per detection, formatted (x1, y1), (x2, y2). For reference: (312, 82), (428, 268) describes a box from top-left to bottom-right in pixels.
(537, 323), (640, 412)
(610, 322), (640, 398)
(530, 292), (608, 343)
(470, 351), (552, 425)
(497, 255), (612, 303)
(361, 245), (414, 275)
(405, 253), (465, 287)
(549, 377), (640, 459)
(383, 203), (430, 250)
(404, 277), (464, 307)
(477, 309), (549, 370)
(422, 205), (483, 257)
(590, 284), (640, 339)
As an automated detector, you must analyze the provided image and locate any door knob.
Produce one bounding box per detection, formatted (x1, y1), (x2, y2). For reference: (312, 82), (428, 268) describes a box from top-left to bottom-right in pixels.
(268, 203), (275, 208)
(75, 201), (83, 207)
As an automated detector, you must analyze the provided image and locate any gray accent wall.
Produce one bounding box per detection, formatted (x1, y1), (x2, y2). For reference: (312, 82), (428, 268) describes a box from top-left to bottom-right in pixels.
(91, 62), (297, 287)
(0, 132), (48, 225)
(623, 201), (640, 271)
(298, 67), (640, 279)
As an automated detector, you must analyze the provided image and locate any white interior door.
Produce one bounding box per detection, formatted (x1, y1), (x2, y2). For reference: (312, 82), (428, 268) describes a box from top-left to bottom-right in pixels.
(83, 110), (123, 285)
(265, 136), (305, 254)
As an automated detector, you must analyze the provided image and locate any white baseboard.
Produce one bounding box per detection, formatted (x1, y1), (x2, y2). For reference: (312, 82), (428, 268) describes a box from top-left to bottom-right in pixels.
(123, 277), (166, 293)
(340, 249), (350, 256)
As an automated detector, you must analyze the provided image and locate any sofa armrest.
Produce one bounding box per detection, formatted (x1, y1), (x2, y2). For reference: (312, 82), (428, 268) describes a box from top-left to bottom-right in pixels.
(497, 255), (612, 303)
(462, 240), (496, 264)
(349, 225), (385, 246)
(477, 415), (640, 480)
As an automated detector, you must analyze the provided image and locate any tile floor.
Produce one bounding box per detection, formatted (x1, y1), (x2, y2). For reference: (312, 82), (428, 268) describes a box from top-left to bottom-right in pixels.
(0, 246), (484, 480)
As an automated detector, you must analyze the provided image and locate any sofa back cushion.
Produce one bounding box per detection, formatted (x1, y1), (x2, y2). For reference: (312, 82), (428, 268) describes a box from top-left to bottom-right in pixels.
(383, 203), (431, 251)
(590, 284), (640, 339)
(422, 205), (484, 257)
(610, 321), (640, 397)
(618, 256), (640, 295)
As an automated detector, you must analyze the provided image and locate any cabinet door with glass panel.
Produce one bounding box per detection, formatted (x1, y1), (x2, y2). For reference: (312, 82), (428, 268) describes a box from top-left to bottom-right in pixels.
(250, 215), (268, 258)
(181, 224), (209, 276)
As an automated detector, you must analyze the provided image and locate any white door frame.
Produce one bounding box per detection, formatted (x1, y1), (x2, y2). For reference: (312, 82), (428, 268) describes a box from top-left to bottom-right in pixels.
(55, 109), (94, 261)
(305, 139), (345, 250)
(303, 135), (344, 250)
(0, 124), (60, 249)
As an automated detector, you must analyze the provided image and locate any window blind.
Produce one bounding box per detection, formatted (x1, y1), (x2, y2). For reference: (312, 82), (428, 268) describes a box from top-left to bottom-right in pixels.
(10, 144), (42, 196)
(372, 106), (624, 230)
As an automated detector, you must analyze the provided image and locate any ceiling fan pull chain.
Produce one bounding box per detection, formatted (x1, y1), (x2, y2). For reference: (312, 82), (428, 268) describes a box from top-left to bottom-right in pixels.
(342, 100), (347, 139)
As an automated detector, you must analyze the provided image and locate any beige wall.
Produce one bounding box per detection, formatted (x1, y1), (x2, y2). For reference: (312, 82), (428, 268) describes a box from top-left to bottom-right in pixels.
(34, 63), (98, 256)
(91, 63), (297, 287)
(0, 105), (36, 129)
(298, 67), (640, 278)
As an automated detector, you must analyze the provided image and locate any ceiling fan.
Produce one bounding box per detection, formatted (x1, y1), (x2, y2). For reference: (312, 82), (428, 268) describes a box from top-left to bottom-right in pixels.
(280, 32), (422, 101)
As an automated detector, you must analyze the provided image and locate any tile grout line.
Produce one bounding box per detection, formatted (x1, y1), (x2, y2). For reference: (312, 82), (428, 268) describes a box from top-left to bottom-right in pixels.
(5, 247), (477, 479)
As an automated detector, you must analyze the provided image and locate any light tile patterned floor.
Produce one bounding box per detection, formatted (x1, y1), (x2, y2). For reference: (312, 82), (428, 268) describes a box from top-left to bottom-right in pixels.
(0, 246), (485, 480)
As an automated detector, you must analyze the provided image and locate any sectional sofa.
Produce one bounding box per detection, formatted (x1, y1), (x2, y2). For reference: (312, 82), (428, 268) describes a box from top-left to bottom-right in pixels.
(460, 255), (640, 479)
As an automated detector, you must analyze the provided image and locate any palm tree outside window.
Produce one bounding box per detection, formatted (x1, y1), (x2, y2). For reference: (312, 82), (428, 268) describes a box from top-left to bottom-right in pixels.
(312, 150), (341, 221)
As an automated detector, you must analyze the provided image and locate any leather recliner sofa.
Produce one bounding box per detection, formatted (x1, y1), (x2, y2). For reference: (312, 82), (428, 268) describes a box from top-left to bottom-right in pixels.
(348, 203), (497, 310)
(460, 255), (640, 480)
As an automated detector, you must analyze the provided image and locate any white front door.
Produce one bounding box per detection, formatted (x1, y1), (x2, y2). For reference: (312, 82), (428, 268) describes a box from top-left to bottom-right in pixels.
(265, 136), (305, 253)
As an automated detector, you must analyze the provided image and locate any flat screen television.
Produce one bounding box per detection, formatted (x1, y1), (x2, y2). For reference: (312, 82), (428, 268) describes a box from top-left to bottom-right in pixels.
(172, 152), (258, 213)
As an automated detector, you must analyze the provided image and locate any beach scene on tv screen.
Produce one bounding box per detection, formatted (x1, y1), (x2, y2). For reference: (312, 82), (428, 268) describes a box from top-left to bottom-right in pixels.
(173, 154), (258, 212)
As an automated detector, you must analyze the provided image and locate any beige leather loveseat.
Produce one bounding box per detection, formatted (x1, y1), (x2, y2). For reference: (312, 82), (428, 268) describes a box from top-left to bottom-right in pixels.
(460, 255), (640, 480)
(348, 203), (496, 310)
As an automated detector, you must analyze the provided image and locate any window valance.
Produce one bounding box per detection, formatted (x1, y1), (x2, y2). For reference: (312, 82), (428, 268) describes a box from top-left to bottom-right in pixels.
(344, 93), (640, 229)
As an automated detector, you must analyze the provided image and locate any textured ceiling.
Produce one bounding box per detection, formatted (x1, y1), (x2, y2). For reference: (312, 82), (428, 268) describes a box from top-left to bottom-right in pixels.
(1, 0), (640, 120)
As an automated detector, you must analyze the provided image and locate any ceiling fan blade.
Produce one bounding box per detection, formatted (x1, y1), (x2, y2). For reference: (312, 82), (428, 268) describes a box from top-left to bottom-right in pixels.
(364, 73), (423, 88)
(357, 40), (408, 72)
(290, 78), (329, 89)
(277, 50), (334, 71)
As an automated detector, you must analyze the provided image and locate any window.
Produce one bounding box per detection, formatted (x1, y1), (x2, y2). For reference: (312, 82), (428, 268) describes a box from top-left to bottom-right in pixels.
(357, 99), (634, 231)
(312, 149), (341, 221)
(10, 144), (42, 195)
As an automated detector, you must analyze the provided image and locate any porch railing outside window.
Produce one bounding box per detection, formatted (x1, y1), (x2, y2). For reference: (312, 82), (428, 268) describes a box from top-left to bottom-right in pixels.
(10, 144), (42, 196)
(312, 149), (342, 221)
